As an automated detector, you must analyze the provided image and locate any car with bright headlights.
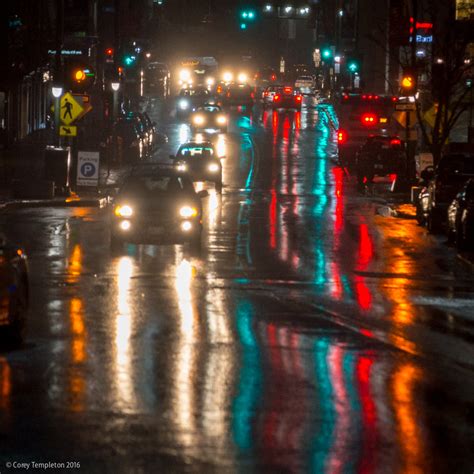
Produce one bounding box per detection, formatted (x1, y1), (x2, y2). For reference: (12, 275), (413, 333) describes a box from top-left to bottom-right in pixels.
(110, 164), (207, 249)
(176, 87), (211, 119)
(189, 104), (228, 133)
(171, 141), (223, 193)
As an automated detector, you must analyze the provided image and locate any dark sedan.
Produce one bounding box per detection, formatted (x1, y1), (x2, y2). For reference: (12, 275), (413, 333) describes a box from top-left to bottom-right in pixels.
(0, 234), (28, 343)
(110, 165), (207, 249)
(447, 178), (474, 250)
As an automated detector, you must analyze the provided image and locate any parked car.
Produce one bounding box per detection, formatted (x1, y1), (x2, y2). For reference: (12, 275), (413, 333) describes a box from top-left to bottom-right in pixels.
(112, 117), (150, 162)
(447, 178), (474, 250)
(0, 234), (28, 343)
(418, 153), (474, 233)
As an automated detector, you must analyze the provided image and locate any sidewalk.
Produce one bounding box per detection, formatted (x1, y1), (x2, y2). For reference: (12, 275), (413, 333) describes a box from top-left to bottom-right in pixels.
(0, 129), (120, 210)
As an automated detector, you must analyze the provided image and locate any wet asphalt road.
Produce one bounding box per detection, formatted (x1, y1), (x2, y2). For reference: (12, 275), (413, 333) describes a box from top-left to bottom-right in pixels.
(0, 97), (474, 473)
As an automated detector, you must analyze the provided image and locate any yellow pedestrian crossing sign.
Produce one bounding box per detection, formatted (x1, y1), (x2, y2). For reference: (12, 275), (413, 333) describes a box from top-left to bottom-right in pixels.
(59, 125), (77, 137)
(60, 92), (84, 125)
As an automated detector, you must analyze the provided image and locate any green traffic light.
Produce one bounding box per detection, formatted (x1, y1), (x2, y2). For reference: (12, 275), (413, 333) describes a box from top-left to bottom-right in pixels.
(248, 11), (255, 19)
(242, 11), (248, 18)
(322, 49), (332, 59)
(240, 22), (247, 30)
(124, 55), (136, 66)
(348, 61), (358, 73)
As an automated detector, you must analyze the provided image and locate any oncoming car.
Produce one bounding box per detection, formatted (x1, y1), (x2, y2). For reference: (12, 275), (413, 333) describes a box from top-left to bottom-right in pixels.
(189, 105), (228, 133)
(110, 165), (207, 249)
(176, 87), (210, 119)
(171, 141), (223, 193)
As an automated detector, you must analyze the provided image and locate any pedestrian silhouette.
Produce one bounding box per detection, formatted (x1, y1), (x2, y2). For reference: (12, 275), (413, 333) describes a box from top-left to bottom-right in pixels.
(62, 98), (73, 120)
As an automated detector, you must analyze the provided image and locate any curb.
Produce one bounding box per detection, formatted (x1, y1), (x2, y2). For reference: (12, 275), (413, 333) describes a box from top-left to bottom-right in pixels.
(0, 196), (108, 211)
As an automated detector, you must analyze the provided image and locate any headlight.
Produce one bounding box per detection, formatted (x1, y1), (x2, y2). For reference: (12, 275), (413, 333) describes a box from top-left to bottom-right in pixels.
(217, 115), (227, 125)
(193, 115), (205, 125)
(179, 99), (189, 110)
(179, 69), (191, 81)
(238, 73), (248, 83)
(179, 206), (198, 218)
(177, 163), (188, 172)
(120, 220), (131, 231)
(181, 221), (193, 232)
(114, 204), (133, 217)
(208, 163), (220, 173)
(206, 77), (215, 86)
(223, 72), (233, 82)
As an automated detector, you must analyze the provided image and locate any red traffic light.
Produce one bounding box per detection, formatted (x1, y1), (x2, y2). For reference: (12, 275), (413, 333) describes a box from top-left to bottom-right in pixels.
(105, 48), (114, 56)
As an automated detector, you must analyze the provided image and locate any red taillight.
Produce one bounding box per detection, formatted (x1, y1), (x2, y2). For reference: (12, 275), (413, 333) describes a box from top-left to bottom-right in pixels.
(361, 113), (377, 125)
(271, 74), (276, 81)
(391, 96), (398, 102)
(295, 95), (302, 102)
(337, 130), (348, 144)
(251, 92), (255, 99)
(273, 94), (281, 102)
(226, 92), (230, 97)
(390, 138), (402, 146)
(343, 94), (349, 100)
(217, 85), (222, 93)
(284, 87), (292, 94)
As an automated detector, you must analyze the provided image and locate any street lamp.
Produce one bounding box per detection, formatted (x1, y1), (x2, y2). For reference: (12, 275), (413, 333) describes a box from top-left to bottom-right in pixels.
(111, 81), (120, 121)
(51, 85), (63, 145)
(111, 81), (121, 168)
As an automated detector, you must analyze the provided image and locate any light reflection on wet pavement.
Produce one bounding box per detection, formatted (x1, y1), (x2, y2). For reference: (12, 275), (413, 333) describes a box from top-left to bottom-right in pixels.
(0, 98), (473, 472)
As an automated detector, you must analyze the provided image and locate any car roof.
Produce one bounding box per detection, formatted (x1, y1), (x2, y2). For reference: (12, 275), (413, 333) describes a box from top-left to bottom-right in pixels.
(178, 141), (215, 149)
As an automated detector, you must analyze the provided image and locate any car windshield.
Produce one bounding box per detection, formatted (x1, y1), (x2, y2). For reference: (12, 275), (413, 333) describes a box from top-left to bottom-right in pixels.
(196, 106), (220, 112)
(178, 146), (214, 158)
(120, 176), (192, 197)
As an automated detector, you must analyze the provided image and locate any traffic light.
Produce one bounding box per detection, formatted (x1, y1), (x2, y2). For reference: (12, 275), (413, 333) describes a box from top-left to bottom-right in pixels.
(105, 48), (114, 63)
(400, 68), (417, 94)
(347, 58), (360, 73)
(321, 47), (333, 62)
(123, 54), (137, 67)
(239, 8), (256, 29)
(65, 61), (96, 92)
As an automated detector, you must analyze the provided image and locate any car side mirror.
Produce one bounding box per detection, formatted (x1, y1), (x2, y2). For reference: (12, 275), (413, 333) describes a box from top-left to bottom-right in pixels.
(197, 190), (209, 199)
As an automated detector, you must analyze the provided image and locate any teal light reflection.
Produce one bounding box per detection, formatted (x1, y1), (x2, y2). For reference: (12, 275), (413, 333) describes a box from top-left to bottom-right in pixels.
(232, 300), (263, 451)
(311, 339), (335, 472)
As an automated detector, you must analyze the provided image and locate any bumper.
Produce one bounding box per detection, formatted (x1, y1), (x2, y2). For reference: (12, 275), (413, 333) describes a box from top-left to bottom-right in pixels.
(112, 218), (201, 243)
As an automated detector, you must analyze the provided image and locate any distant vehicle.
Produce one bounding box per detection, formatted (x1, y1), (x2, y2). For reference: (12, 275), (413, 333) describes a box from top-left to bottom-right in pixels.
(261, 84), (281, 106)
(336, 92), (399, 168)
(171, 141), (223, 193)
(294, 75), (315, 95)
(124, 111), (157, 149)
(355, 135), (404, 188)
(270, 86), (302, 110)
(110, 164), (206, 249)
(447, 178), (474, 250)
(177, 56), (218, 89)
(419, 153), (474, 233)
(189, 104), (227, 133)
(0, 234), (28, 343)
(144, 62), (170, 96)
(176, 87), (211, 119)
(222, 83), (254, 107)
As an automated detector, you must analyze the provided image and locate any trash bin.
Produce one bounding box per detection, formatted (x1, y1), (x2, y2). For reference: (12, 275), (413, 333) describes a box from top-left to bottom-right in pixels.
(44, 146), (71, 196)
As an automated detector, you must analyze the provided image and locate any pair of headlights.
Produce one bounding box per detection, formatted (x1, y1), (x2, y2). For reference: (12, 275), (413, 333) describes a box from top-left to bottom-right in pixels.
(193, 115), (227, 126)
(114, 205), (198, 219)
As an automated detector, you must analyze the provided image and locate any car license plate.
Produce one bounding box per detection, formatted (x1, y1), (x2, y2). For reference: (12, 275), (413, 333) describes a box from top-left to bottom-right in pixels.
(374, 164), (383, 169)
(148, 226), (163, 236)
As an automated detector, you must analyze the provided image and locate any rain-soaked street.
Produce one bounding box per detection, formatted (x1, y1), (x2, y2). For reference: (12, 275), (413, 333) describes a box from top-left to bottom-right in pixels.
(1, 99), (474, 473)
